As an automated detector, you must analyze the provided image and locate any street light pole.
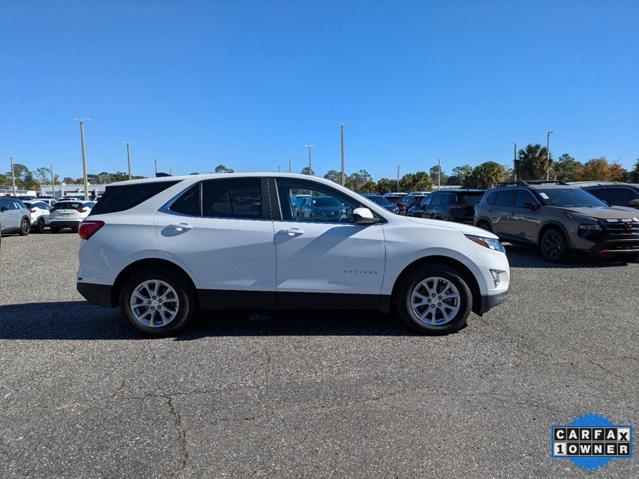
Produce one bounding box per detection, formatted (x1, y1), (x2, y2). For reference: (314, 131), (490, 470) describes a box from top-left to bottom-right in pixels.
(124, 141), (133, 180)
(339, 124), (345, 186)
(512, 142), (517, 181)
(305, 144), (313, 173)
(396, 164), (401, 191)
(10, 156), (16, 196)
(437, 158), (441, 190)
(75, 118), (90, 200)
(546, 131), (553, 180)
(50, 164), (55, 199)
(288, 158), (292, 173)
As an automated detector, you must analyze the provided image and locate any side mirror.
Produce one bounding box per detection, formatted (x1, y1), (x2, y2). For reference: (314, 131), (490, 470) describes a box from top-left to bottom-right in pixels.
(522, 201), (539, 210)
(353, 207), (378, 225)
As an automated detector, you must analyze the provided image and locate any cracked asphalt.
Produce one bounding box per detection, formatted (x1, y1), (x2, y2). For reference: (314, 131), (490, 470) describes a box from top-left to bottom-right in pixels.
(1, 233), (637, 478)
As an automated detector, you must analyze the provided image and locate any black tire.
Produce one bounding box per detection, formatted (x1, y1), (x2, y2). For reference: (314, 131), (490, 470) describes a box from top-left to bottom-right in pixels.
(395, 263), (472, 335)
(477, 220), (493, 232)
(540, 227), (568, 262)
(33, 217), (46, 233)
(119, 266), (196, 336)
(19, 218), (30, 236)
(611, 252), (639, 263)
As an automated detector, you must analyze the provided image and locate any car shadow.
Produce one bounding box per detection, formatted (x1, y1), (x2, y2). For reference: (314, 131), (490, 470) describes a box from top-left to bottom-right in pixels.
(0, 301), (415, 340)
(505, 244), (633, 269)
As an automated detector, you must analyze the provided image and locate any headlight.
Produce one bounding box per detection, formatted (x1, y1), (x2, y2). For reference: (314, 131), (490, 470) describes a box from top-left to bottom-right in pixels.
(578, 223), (602, 232)
(465, 234), (505, 253)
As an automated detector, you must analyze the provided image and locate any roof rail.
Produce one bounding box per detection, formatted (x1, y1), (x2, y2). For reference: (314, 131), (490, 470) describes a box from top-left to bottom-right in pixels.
(497, 180), (568, 187)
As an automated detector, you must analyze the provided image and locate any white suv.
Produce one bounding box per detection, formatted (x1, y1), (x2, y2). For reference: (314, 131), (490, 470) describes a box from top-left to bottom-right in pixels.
(49, 200), (94, 233)
(77, 174), (510, 336)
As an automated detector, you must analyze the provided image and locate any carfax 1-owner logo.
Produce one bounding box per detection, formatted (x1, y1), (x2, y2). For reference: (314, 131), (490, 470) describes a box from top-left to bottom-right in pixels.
(551, 413), (634, 470)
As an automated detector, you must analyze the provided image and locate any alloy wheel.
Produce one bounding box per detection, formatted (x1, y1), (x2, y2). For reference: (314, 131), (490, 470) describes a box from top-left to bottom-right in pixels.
(409, 276), (461, 326)
(129, 279), (180, 328)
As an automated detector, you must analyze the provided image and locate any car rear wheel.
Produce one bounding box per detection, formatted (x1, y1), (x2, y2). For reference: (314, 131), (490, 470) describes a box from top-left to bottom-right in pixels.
(540, 228), (568, 262)
(33, 217), (46, 233)
(19, 218), (30, 236)
(395, 263), (472, 335)
(119, 266), (196, 336)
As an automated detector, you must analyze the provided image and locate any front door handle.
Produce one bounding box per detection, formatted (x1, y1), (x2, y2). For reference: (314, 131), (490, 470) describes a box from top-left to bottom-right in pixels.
(168, 223), (193, 232)
(285, 227), (304, 236)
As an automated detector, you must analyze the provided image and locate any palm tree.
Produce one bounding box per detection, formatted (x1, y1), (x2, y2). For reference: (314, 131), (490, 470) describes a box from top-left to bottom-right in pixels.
(517, 144), (551, 180)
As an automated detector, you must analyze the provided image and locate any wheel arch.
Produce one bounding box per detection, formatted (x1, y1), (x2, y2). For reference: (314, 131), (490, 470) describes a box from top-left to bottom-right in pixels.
(391, 255), (482, 315)
(111, 258), (197, 308)
(538, 221), (571, 248)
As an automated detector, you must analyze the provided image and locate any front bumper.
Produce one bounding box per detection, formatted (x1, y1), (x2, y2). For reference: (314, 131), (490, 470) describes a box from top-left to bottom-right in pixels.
(478, 290), (510, 315)
(77, 282), (114, 307)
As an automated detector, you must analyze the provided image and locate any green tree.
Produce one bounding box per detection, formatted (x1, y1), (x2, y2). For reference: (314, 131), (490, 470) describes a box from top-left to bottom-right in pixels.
(375, 177), (395, 194)
(448, 165), (473, 186)
(517, 144), (551, 180)
(62, 177), (74, 183)
(0, 173), (8, 188)
(400, 171), (433, 192)
(34, 167), (51, 185)
(214, 164), (234, 173)
(466, 162), (507, 189)
(429, 165), (448, 186)
(553, 154), (583, 181)
(345, 170), (372, 191)
(630, 159), (639, 183)
(582, 157), (626, 181)
(324, 169), (341, 183)
(300, 166), (314, 176)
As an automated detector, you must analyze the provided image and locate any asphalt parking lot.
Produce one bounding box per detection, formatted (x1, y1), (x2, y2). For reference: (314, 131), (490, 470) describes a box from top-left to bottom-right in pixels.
(1, 233), (637, 478)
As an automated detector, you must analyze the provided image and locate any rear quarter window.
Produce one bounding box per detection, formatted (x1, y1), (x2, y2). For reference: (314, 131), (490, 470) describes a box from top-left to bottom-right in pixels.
(89, 181), (178, 215)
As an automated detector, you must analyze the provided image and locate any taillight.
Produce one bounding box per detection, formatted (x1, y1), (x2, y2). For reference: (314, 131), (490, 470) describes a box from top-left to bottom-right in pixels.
(79, 220), (104, 240)
(76, 207), (87, 213)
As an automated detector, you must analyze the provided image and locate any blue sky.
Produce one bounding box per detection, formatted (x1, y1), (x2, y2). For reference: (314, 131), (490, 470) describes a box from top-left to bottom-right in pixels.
(1, 0), (638, 180)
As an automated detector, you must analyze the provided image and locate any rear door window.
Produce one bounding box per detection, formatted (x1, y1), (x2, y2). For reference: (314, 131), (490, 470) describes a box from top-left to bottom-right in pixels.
(202, 178), (265, 219)
(170, 184), (201, 216)
(513, 190), (537, 208)
(495, 190), (516, 207)
(89, 181), (178, 215)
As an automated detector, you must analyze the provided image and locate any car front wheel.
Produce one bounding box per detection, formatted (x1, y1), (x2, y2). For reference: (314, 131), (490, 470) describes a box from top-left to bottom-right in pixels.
(540, 228), (568, 262)
(119, 266), (196, 336)
(395, 263), (472, 335)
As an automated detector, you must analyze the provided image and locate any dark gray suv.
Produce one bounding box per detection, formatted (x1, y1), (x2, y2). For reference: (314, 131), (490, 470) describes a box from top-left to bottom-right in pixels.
(474, 181), (639, 262)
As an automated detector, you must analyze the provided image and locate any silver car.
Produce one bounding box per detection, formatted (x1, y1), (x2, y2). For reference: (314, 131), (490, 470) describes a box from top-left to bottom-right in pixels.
(0, 197), (31, 236)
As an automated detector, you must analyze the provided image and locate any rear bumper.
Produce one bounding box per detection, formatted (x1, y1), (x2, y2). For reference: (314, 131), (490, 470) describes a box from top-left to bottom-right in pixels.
(50, 220), (82, 228)
(478, 290), (509, 315)
(77, 282), (114, 307)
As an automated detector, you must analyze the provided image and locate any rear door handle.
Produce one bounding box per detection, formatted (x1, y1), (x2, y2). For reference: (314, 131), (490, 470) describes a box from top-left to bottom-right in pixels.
(285, 227), (304, 236)
(169, 223), (193, 232)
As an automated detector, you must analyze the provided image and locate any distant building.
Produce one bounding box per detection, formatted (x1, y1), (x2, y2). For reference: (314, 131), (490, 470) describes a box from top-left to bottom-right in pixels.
(39, 183), (107, 199)
(0, 188), (38, 198)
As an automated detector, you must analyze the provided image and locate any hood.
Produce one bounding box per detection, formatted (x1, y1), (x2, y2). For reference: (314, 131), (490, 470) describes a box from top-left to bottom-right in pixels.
(558, 206), (639, 220)
(404, 216), (498, 239)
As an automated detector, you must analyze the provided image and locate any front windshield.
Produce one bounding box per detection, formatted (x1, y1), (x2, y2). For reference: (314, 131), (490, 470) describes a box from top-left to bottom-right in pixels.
(537, 188), (607, 208)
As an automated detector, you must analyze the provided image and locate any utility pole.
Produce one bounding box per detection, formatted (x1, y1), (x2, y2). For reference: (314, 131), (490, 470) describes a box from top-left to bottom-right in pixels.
(546, 131), (553, 180)
(75, 118), (90, 200)
(154, 159), (158, 176)
(305, 144), (313, 172)
(339, 124), (345, 186)
(288, 158), (292, 173)
(50, 164), (55, 199)
(123, 141), (133, 180)
(396, 164), (401, 191)
(512, 142), (517, 182)
(437, 158), (441, 190)
(10, 156), (16, 196)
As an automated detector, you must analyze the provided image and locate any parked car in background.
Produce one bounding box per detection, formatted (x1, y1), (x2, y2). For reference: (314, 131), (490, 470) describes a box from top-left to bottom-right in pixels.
(0, 197), (30, 236)
(77, 173), (509, 336)
(402, 192), (430, 211)
(408, 189), (485, 224)
(23, 200), (51, 233)
(296, 195), (350, 222)
(362, 193), (400, 213)
(582, 184), (639, 209)
(383, 192), (409, 214)
(474, 181), (639, 262)
(33, 198), (57, 208)
(49, 200), (95, 232)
